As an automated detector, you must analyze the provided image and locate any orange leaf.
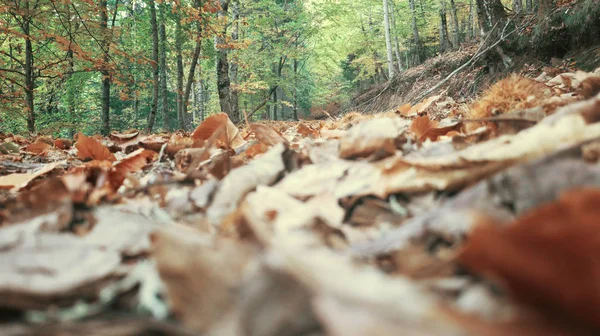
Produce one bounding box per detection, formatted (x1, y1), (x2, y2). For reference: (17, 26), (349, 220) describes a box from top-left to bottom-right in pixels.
(245, 142), (269, 158)
(109, 148), (157, 190)
(54, 138), (73, 149)
(250, 124), (289, 146)
(410, 116), (438, 141)
(110, 130), (139, 143)
(297, 123), (319, 137)
(396, 103), (412, 116)
(75, 133), (116, 162)
(191, 113), (245, 149)
(26, 141), (51, 154)
(459, 188), (600, 329)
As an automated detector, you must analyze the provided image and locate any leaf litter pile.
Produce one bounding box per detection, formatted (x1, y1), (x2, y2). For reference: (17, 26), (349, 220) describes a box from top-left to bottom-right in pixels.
(1, 69), (600, 335)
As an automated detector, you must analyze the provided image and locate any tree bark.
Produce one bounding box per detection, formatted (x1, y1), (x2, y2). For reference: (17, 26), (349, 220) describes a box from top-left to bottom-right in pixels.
(216, 0), (237, 122)
(159, 3), (169, 132)
(100, 0), (110, 135)
(468, 0), (476, 40)
(383, 0), (395, 79)
(175, 13), (185, 129)
(525, 0), (533, 12)
(390, 0), (403, 71)
(272, 89), (278, 121)
(513, 0), (522, 12)
(146, 0), (159, 133)
(439, 0), (452, 53)
(409, 0), (423, 64)
(230, 0), (240, 119)
(449, 0), (460, 47)
(293, 59), (298, 121)
(22, 16), (35, 133)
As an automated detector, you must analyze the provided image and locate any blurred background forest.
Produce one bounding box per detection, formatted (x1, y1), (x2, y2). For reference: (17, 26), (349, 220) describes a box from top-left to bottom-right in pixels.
(0, 0), (599, 136)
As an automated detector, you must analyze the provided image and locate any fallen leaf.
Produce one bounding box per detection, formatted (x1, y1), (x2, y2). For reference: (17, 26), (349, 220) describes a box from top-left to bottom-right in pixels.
(76, 133), (116, 162)
(25, 141), (52, 154)
(110, 130), (140, 142)
(191, 113), (245, 149)
(410, 115), (439, 141)
(109, 149), (157, 190)
(339, 117), (409, 159)
(0, 173), (35, 189)
(53, 138), (72, 149)
(297, 123), (319, 137)
(459, 188), (600, 330)
(207, 143), (286, 226)
(396, 103), (412, 116)
(250, 123), (289, 146)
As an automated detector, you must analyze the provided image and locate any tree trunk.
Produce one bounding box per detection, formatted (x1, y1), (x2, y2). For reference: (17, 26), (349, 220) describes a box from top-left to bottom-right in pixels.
(409, 0), (423, 64)
(159, 3), (169, 132)
(468, 0), (476, 40)
(22, 17), (35, 133)
(439, 0), (452, 53)
(175, 14), (185, 129)
(525, 0), (533, 12)
(390, 0), (403, 71)
(100, 0), (110, 135)
(216, 0), (236, 122)
(383, 0), (395, 79)
(230, 0), (240, 119)
(293, 59), (298, 121)
(449, 0), (460, 47)
(146, 0), (159, 133)
(476, 0), (512, 68)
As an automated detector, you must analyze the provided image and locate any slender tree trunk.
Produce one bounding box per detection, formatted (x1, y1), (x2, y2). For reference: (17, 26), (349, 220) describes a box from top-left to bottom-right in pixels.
(525, 0), (532, 12)
(159, 3), (169, 131)
(272, 90), (278, 121)
(439, 0), (452, 52)
(467, 0), (475, 40)
(383, 0), (395, 79)
(409, 0), (423, 64)
(390, 0), (403, 71)
(216, 0), (236, 122)
(175, 14), (185, 129)
(449, 0), (460, 47)
(100, 0), (110, 135)
(293, 59), (298, 121)
(230, 0), (240, 119)
(146, 0), (159, 133)
(22, 17), (35, 133)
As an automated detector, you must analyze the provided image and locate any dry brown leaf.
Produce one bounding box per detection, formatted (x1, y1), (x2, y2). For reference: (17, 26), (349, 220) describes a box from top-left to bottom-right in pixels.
(25, 141), (52, 154)
(109, 149), (157, 190)
(339, 117), (409, 159)
(0, 173), (35, 189)
(54, 138), (72, 149)
(109, 130), (140, 142)
(459, 188), (600, 330)
(207, 143), (286, 226)
(396, 103), (412, 116)
(297, 122), (319, 137)
(191, 112), (245, 149)
(410, 115), (439, 141)
(320, 129), (347, 139)
(76, 133), (116, 162)
(245, 142), (269, 159)
(407, 95), (442, 116)
(250, 123), (289, 146)
(151, 224), (257, 333)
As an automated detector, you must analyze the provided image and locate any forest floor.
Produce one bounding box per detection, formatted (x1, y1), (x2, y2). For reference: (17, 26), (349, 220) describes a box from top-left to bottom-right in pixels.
(1, 64), (600, 335)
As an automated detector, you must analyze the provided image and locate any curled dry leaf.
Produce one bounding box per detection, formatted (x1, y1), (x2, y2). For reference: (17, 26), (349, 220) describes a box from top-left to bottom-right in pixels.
(207, 143), (286, 226)
(459, 188), (600, 330)
(297, 122), (319, 138)
(109, 149), (157, 190)
(25, 141), (52, 154)
(250, 123), (289, 146)
(76, 133), (116, 162)
(110, 130), (140, 142)
(191, 112), (246, 149)
(339, 117), (409, 159)
(54, 138), (72, 149)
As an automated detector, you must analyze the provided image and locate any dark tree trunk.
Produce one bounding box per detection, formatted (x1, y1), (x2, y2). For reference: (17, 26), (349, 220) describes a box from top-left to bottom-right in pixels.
(146, 0), (159, 133)
(159, 3), (169, 131)
(183, 0), (202, 130)
(216, 0), (237, 122)
(526, 0), (533, 12)
(230, 0), (240, 119)
(293, 59), (298, 121)
(100, 0), (110, 135)
(175, 14), (185, 129)
(513, 0), (523, 12)
(439, 0), (452, 52)
(23, 18), (35, 133)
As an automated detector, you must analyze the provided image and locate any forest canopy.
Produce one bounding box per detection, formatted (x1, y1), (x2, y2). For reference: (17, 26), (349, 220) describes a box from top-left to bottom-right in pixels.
(0, 0), (593, 135)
